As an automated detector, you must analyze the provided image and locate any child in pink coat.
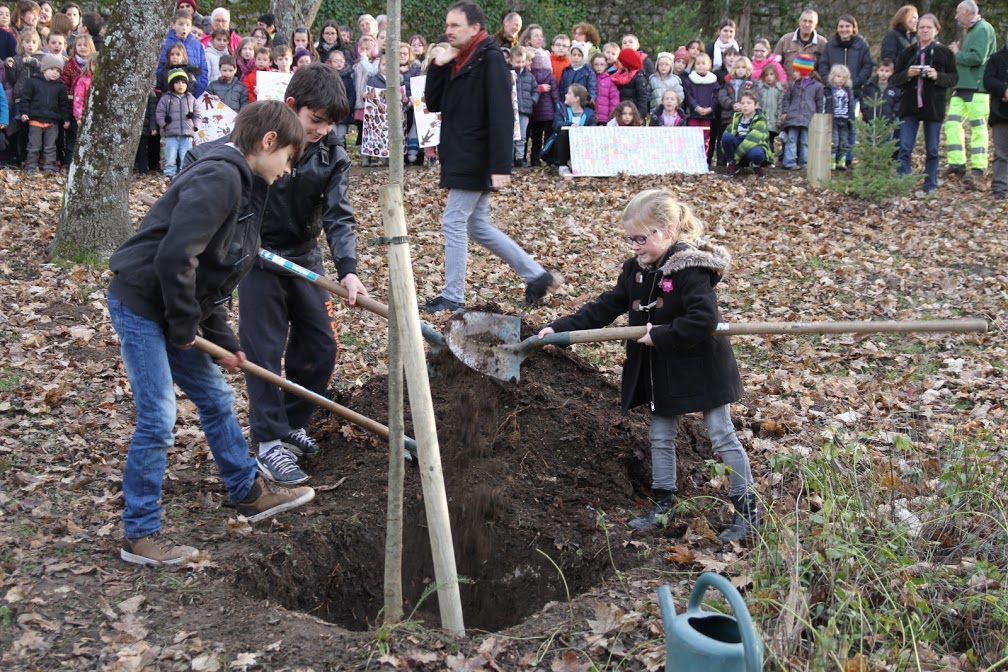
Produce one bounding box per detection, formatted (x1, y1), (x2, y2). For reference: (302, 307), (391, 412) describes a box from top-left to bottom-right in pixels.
(750, 38), (786, 85)
(591, 52), (619, 124)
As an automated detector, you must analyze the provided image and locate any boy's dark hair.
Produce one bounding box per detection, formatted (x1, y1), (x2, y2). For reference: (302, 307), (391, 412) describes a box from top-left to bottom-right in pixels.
(231, 100), (306, 162)
(447, 1), (485, 32)
(258, 13), (275, 27)
(284, 61), (349, 123)
(879, 58), (894, 69)
(219, 54), (236, 68)
(272, 44), (292, 59)
(170, 10), (190, 24)
(723, 46), (739, 57)
(81, 12), (105, 35)
(211, 28), (229, 40)
(740, 89), (760, 105)
(255, 46), (272, 58)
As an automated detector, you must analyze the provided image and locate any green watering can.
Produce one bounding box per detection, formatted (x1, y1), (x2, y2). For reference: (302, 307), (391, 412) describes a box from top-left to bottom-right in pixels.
(658, 572), (763, 672)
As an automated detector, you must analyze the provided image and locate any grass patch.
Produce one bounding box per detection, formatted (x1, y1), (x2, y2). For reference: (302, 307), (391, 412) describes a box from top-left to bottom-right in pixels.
(750, 428), (1008, 668)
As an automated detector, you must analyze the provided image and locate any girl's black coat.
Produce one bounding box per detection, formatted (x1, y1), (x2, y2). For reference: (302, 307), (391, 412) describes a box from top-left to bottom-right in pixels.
(549, 242), (743, 416)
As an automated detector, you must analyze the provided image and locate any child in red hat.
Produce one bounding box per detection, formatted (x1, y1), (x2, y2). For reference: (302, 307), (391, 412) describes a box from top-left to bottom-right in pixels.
(611, 46), (651, 120)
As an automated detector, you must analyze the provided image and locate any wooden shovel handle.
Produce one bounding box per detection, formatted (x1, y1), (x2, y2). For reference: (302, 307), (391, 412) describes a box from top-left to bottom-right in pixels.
(715, 319), (987, 336)
(539, 318), (986, 347)
(194, 336), (391, 440)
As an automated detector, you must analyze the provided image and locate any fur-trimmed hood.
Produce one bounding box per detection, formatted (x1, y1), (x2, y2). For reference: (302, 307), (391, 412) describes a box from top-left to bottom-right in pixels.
(657, 241), (731, 284)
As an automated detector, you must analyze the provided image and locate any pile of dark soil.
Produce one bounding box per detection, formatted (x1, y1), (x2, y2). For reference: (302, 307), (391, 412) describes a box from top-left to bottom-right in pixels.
(236, 331), (720, 632)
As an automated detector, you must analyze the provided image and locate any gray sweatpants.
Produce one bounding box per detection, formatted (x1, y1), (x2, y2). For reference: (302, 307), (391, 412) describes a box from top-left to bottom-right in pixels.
(439, 188), (544, 304)
(650, 404), (753, 496)
(26, 123), (59, 169)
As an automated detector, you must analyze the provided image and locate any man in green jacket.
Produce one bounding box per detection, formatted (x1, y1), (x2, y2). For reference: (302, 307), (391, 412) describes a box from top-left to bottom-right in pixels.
(945, 0), (997, 177)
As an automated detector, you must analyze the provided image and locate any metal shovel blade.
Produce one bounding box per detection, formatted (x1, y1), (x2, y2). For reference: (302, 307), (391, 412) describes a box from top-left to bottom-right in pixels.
(445, 311), (524, 383)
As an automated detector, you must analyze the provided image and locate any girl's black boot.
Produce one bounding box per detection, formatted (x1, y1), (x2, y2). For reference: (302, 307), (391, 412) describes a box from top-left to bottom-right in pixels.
(629, 489), (676, 530)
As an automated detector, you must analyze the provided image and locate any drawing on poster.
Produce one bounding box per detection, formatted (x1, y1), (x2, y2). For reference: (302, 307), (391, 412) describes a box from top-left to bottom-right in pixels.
(255, 71), (290, 101)
(194, 93), (238, 145)
(568, 126), (710, 176)
(410, 75), (441, 148)
(363, 85), (408, 158)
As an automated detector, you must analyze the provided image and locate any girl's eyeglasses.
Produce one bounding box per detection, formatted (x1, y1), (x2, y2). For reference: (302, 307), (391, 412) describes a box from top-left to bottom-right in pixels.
(623, 230), (658, 245)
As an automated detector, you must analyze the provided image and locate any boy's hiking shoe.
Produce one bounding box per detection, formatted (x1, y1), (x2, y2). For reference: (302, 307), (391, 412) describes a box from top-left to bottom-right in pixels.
(237, 476), (315, 523)
(282, 428), (319, 457)
(257, 444), (308, 484)
(524, 272), (557, 305)
(121, 532), (199, 566)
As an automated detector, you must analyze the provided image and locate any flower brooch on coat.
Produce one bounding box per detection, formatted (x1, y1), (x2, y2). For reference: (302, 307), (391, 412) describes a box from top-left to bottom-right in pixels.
(660, 277), (674, 293)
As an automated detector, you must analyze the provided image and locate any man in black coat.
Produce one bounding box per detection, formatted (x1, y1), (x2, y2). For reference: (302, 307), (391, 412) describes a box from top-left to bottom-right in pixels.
(420, 0), (554, 312)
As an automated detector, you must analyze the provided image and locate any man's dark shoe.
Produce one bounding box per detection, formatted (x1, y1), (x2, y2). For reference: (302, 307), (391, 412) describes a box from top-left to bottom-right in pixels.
(946, 164), (967, 177)
(725, 163), (738, 177)
(236, 476), (315, 523)
(971, 168), (985, 178)
(524, 272), (557, 305)
(754, 166), (766, 179)
(629, 489), (676, 530)
(419, 295), (464, 313)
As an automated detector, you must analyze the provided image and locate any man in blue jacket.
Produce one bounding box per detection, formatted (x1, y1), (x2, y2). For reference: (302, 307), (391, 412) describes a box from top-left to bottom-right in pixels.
(420, 0), (555, 312)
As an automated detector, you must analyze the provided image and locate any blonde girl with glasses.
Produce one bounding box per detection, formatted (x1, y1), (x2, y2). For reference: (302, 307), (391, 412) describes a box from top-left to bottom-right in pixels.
(537, 189), (759, 542)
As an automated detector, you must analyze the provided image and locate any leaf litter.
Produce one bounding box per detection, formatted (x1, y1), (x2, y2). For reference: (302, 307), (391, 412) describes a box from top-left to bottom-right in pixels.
(0, 166), (1005, 669)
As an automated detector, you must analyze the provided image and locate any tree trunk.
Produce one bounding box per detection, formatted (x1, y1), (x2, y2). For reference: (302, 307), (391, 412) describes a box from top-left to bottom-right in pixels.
(271, 0), (323, 36)
(53, 0), (175, 261)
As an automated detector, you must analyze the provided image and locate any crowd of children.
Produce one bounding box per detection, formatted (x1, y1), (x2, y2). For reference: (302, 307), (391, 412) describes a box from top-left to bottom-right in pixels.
(0, 3), (923, 180)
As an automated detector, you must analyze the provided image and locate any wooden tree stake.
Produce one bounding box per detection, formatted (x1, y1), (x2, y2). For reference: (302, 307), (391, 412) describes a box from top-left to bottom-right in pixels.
(808, 112), (832, 188)
(379, 185), (465, 636)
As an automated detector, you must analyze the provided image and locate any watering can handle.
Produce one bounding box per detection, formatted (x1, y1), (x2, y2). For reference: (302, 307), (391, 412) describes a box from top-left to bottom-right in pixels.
(688, 572), (763, 672)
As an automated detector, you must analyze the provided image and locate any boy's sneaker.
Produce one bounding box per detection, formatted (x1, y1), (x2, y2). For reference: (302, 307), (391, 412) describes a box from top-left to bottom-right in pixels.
(121, 532), (199, 566)
(257, 444), (308, 484)
(558, 165), (573, 178)
(524, 272), (557, 306)
(236, 476), (315, 523)
(282, 428), (319, 457)
(42, 164), (59, 173)
(25, 166), (38, 174)
(419, 295), (464, 313)
(836, 160), (847, 172)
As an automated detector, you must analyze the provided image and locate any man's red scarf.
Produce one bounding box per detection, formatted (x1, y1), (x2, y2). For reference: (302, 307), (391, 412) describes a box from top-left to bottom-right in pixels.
(452, 29), (490, 75)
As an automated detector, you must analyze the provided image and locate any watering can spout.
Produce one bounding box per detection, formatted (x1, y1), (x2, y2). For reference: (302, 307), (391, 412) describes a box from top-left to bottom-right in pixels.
(658, 572), (763, 672)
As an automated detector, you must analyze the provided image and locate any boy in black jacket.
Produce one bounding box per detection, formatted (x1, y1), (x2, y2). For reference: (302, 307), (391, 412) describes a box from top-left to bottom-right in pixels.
(20, 53), (70, 172)
(184, 62), (367, 485)
(861, 59), (900, 124)
(107, 101), (310, 566)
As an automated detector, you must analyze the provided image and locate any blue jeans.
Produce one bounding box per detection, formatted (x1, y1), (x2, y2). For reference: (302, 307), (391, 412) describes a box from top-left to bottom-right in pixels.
(782, 126), (809, 168)
(108, 293), (257, 539)
(440, 189), (545, 305)
(650, 405), (753, 496)
(163, 135), (194, 177)
(720, 132), (767, 167)
(898, 116), (942, 193)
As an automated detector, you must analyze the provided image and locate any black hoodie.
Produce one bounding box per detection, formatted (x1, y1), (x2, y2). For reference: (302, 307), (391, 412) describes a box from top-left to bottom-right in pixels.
(109, 144), (269, 351)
